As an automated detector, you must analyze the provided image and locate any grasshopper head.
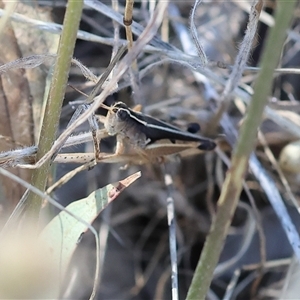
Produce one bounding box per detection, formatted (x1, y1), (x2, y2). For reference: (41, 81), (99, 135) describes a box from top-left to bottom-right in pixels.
(104, 102), (131, 136)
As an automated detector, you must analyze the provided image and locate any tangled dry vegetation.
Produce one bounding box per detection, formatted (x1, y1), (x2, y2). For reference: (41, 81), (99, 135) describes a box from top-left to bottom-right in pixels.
(0, 0), (300, 299)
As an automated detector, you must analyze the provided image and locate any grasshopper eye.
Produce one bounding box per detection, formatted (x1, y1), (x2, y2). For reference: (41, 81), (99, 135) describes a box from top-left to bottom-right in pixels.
(117, 109), (129, 121)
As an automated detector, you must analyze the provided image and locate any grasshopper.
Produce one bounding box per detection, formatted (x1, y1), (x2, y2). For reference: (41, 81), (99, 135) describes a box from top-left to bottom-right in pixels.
(104, 102), (216, 148)
(87, 101), (217, 165)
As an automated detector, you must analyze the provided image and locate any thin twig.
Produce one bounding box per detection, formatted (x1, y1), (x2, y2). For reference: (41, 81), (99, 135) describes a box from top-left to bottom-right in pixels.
(123, 0), (134, 48)
(189, 0), (207, 65)
(223, 269), (241, 300)
(111, 0), (120, 59)
(46, 161), (95, 194)
(123, 0), (141, 105)
(163, 169), (179, 300)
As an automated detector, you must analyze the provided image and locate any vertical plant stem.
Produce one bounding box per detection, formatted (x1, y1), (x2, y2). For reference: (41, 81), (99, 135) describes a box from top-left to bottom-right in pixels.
(26, 1), (84, 217)
(164, 171), (179, 300)
(186, 3), (297, 299)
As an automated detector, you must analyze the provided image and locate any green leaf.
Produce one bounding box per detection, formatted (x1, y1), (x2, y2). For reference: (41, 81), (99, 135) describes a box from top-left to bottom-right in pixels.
(39, 171), (141, 297)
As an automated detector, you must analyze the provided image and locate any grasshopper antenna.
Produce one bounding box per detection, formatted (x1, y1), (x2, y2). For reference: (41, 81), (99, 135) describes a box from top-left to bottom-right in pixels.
(68, 84), (89, 98)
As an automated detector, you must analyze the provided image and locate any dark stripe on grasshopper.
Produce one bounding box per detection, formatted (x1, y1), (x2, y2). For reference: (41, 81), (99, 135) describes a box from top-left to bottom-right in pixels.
(113, 102), (216, 150)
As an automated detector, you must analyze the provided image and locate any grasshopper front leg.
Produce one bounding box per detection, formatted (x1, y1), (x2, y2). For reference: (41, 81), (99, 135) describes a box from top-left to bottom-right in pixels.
(95, 134), (126, 162)
(95, 134), (151, 167)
